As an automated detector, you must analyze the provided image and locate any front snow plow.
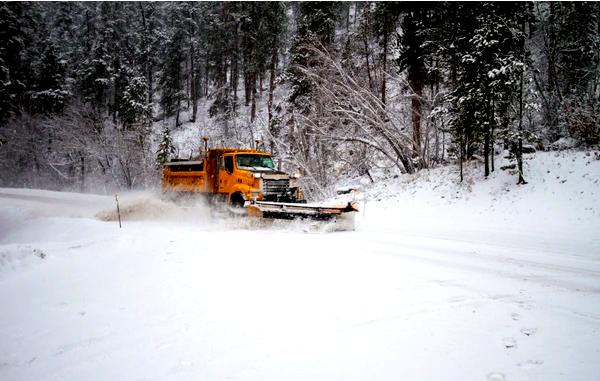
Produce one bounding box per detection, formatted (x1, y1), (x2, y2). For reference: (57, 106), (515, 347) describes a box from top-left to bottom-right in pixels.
(245, 200), (359, 221)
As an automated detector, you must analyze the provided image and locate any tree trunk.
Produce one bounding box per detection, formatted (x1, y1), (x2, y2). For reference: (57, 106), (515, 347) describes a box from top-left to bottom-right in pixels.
(346, 3), (350, 33)
(230, 58), (237, 114)
(459, 138), (464, 183)
(244, 71), (251, 107)
(147, 65), (153, 108)
(268, 45), (277, 149)
(190, 42), (197, 122)
(138, 3), (153, 108)
(112, 69), (118, 124)
(545, 2), (562, 140)
(232, 21), (239, 113)
(204, 55), (209, 97)
(517, 18), (527, 185)
(185, 56), (190, 109)
(484, 95), (490, 177)
(381, 18), (388, 106)
(363, 36), (374, 91)
(80, 155), (85, 192)
(361, 4), (374, 92)
(411, 80), (423, 164)
(491, 100), (495, 173)
(441, 113), (446, 162)
(250, 71), (257, 123)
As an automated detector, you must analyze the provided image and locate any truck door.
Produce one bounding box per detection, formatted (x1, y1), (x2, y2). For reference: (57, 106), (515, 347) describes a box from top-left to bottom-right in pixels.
(218, 154), (235, 195)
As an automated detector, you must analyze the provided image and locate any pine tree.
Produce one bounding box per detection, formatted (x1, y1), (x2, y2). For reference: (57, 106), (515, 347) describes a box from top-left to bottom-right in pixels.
(448, 3), (527, 180)
(0, 2), (35, 122)
(372, 2), (400, 106)
(83, 44), (109, 106)
(204, 2), (236, 131)
(397, 3), (445, 167)
(556, 2), (600, 145)
(263, 3), (286, 151)
(29, 41), (69, 114)
(159, 26), (186, 126)
(155, 126), (175, 168)
(119, 71), (151, 129)
(288, 2), (338, 111)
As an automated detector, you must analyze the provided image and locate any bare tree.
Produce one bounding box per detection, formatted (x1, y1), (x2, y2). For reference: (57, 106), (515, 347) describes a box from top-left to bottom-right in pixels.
(274, 43), (416, 197)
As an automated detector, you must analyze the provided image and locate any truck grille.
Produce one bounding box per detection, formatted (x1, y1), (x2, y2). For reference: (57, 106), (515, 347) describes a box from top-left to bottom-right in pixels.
(263, 178), (290, 194)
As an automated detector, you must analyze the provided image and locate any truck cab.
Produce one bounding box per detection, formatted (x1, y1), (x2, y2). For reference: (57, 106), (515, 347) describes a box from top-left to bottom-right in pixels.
(216, 150), (303, 206)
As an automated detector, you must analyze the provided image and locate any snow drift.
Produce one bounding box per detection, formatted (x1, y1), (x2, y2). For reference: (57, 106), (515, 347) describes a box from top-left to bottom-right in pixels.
(94, 192), (212, 223)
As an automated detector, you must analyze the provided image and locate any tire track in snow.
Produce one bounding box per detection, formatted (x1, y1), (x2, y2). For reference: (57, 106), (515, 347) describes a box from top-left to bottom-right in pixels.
(352, 232), (600, 281)
(0, 191), (96, 206)
(347, 233), (600, 295)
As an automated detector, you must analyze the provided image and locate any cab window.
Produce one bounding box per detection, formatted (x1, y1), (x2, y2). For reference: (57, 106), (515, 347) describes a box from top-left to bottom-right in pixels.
(236, 155), (274, 169)
(224, 156), (234, 173)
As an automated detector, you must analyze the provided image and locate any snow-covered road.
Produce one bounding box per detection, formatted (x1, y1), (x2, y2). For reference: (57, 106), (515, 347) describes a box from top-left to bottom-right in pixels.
(1, 152), (599, 381)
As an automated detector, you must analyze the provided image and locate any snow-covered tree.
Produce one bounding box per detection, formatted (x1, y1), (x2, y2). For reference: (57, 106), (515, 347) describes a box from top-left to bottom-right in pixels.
(155, 126), (175, 169)
(448, 3), (529, 180)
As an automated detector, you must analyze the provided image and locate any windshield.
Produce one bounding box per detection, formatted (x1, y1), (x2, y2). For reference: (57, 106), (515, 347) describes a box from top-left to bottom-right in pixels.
(236, 154), (274, 169)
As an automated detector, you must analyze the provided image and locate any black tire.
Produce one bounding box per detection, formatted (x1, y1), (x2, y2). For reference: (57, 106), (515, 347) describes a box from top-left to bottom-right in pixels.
(230, 193), (245, 208)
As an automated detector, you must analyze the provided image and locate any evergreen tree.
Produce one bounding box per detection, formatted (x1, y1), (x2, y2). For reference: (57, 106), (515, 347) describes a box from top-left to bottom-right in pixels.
(397, 3), (445, 166)
(29, 41), (69, 114)
(119, 71), (151, 129)
(77, 6), (111, 109)
(159, 26), (186, 126)
(0, 2), (35, 122)
(448, 2), (527, 180)
(556, 2), (599, 144)
(372, 2), (400, 106)
(155, 126), (175, 168)
(263, 3), (287, 151)
(288, 2), (338, 111)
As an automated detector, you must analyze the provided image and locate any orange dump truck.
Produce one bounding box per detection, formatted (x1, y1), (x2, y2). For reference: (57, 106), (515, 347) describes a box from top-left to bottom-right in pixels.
(162, 145), (358, 220)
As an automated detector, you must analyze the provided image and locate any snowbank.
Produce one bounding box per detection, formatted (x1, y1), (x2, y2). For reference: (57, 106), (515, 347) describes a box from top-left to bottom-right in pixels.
(356, 150), (600, 258)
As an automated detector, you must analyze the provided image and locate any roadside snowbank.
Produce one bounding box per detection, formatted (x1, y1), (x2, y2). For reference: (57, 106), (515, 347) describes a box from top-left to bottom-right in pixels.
(355, 150), (600, 258)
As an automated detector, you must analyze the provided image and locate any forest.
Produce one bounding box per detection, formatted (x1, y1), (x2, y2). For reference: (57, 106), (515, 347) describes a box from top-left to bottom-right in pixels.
(0, 2), (598, 196)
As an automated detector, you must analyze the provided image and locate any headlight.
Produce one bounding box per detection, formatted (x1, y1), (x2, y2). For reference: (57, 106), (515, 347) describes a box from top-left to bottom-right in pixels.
(253, 173), (261, 178)
(292, 173), (301, 179)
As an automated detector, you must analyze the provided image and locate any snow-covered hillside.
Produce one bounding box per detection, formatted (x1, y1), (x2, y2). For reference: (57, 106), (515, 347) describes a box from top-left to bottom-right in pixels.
(359, 150), (600, 256)
(1, 150), (599, 381)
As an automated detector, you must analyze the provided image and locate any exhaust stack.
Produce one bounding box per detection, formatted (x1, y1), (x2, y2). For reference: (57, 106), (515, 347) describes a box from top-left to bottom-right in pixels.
(202, 136), (209, 159)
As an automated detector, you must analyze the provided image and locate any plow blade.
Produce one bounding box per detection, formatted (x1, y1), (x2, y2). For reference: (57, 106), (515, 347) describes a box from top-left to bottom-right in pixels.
(245, 200), (359, 221)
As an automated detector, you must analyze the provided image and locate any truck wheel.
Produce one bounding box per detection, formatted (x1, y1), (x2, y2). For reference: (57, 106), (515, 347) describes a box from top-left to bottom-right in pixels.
(230, 193), (245, 208)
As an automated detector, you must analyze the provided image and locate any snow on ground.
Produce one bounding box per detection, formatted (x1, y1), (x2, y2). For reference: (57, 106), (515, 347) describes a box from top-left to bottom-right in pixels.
(358, 150), (600, 255)
(1, 150), (599, 381)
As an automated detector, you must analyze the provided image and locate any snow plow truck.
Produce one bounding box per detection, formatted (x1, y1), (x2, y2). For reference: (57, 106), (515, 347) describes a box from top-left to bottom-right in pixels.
(161, 139), (358, 221)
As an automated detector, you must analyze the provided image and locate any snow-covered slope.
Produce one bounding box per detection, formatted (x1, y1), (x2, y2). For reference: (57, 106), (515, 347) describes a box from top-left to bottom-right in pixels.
(357, 150), (600, 257)
(1, 150), (599, 381)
